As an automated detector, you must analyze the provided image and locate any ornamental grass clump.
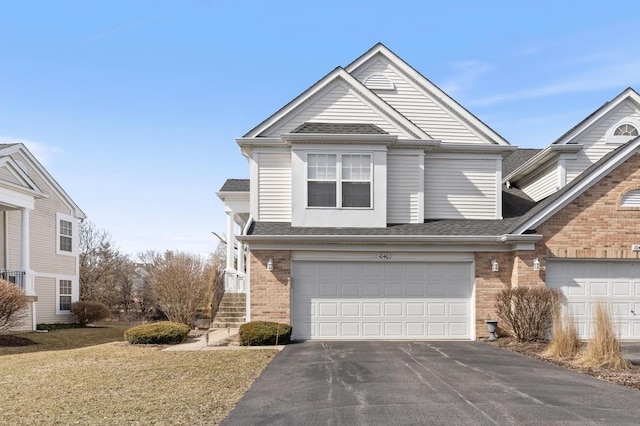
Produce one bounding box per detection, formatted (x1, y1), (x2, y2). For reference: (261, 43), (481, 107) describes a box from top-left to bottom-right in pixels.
(124, 321), (190, 345)
(575, 301), (629, 370)
(545, 305), (581, 359)
(239, 321), (292, 346)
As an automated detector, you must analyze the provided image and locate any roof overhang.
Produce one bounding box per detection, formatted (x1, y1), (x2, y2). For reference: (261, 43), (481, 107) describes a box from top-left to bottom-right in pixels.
(504, 144), (583, 183)
(512, 138), (640, 234)
(238, 233), (542, 250)
(434, 143), (518, 157)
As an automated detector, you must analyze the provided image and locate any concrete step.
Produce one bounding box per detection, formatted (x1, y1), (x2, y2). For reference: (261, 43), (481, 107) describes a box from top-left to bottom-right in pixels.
(211, 321), (245, 329)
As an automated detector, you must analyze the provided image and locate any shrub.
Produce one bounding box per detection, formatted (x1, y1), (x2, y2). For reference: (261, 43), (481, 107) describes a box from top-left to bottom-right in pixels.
(0, 279), (28, 333)
(239, 321), (292, 346)
(71, 301), (111, 326)
(495, 287), (561, 341)
(124, 321), (190, 345)
(545, 304), (581, 359)
(576, 300), (630, 369)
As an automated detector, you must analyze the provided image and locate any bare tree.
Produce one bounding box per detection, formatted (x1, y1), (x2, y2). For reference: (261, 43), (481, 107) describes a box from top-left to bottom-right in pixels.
(0, 280), (28, 332)
(148, 251), (211, 327)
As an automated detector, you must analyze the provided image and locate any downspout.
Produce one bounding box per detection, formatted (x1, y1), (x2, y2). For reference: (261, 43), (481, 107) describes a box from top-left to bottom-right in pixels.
(4, 211), (8, 269)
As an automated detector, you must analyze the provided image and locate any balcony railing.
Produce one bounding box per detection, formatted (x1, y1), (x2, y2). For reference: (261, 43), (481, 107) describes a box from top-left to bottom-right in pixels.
(0, 269), (26, 291)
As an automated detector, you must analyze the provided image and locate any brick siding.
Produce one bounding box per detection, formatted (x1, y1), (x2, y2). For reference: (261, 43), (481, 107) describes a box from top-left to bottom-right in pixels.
(248, 250), (291, 324)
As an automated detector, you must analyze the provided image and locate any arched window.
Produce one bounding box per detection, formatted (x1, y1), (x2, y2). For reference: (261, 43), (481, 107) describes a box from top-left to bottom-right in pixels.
(613, 123), (639, 137)
(620, 189), (640, 208)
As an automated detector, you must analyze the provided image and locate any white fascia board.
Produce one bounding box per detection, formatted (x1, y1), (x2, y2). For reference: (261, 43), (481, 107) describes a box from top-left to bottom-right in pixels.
(0, 180), (47, 199)
(0, 144), (86, 219)
(504, 144), (583, 183)
(238, 233), (541, 245)
(512, 139), (640, 234)
(0, 186), (36, 209)
(434, 143), (517, 156)
(552, 88), (640, 146)
(245, 241), (533, 253)
(216, 191), (250, 201)
(345, 44), (512, 146)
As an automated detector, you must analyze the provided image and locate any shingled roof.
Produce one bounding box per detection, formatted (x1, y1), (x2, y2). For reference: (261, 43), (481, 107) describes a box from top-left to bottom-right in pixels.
(219, 179), (249, 192)
(292, 122), (388, 134)
(502, 149), (542, 176)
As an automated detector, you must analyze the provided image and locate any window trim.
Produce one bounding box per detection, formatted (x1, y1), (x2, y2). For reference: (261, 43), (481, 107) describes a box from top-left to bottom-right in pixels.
(606, 119), (640, 144)
(619, 188), (640, 210)
(56, 278), (73, 314)
(56, 213), (77, 256)
(306, 152), (373, 209)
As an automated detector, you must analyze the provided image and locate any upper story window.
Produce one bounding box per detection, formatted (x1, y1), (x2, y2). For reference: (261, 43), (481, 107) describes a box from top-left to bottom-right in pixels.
(56, 213), (76, 255)
(307, 153), (372, 208)
(614, 123), (638, 137)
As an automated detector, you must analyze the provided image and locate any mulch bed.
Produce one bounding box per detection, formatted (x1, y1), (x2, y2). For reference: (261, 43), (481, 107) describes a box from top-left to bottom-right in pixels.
(0, 335), (36, 347)
(488, 337), (640, 391)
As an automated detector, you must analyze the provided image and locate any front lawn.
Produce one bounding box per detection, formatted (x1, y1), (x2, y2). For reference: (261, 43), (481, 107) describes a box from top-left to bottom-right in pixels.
(0, 343), (277, 425)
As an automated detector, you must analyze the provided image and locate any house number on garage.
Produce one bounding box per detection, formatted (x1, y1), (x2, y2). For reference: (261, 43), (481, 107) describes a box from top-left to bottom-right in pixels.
(378, 253), (391, 260)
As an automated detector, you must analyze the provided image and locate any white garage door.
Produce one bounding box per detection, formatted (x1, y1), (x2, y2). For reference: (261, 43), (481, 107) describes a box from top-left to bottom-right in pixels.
(547, 260), (640, 340)
(291, 261), (473, 340)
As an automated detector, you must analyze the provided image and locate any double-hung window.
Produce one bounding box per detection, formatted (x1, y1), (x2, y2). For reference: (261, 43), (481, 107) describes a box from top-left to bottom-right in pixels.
(59, 220), (73, 252)
(59, 279), (72, 312)
(307, 153), (371, 208)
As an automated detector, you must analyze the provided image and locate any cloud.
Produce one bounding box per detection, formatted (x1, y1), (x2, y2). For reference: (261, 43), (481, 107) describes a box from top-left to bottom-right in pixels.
(439, 60), (493, 95)
(469, 60), (640, 107)
(0, 136), (62, 167)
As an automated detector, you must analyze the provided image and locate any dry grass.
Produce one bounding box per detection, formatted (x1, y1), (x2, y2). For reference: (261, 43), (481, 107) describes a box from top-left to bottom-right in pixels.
(0, 343), (277, 425)
(576, 301), (630, 370)
(545, 308), (581, 359)
(0, 322), (136, 356)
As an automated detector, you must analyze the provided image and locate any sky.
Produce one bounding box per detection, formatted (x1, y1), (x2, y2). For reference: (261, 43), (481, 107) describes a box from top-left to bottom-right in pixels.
(1, 1), (640, 257)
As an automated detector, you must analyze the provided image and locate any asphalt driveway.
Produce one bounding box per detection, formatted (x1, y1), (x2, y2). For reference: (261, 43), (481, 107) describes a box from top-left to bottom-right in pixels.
(222, 341), (639, 425)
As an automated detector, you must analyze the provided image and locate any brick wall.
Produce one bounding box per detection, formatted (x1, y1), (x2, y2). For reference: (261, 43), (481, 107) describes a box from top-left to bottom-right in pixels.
(474, 251), (514, 338)
(535, 153), (640, 261)
(249, 250), (291, 324)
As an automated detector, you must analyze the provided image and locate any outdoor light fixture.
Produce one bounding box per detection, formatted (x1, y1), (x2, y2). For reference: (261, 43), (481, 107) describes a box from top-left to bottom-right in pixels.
(491, 259), (499, 272)
(266, 258), (274, 272)
(533, 257), (541, 271)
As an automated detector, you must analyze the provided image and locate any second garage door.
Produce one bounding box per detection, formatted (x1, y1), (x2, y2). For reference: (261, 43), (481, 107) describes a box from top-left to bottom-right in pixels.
(547, 260), (640, 340)
(291, 260), (473, 340)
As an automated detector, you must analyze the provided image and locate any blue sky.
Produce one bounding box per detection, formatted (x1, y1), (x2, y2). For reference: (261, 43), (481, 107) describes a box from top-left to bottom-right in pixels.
(1, 1), (640, 257)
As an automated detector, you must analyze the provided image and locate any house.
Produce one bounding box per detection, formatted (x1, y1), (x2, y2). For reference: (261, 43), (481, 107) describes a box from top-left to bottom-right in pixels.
(0, 143), (85, 331)
(217, 43), (640, 341)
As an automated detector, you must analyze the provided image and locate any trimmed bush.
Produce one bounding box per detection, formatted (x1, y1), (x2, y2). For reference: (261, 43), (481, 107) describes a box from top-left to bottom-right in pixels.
(71, 301), (111, 325)
(239, 321), (292, 346)
(124, 321), (190, 345)
(495, 287), (561, 341)
(36, 323), (85, 331)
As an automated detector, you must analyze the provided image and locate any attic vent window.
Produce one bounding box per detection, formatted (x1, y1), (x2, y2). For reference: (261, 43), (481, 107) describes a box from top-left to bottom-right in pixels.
(614, 124), (638, 137)
(363, 74), (394, 90)
(620, 189), (640, 208)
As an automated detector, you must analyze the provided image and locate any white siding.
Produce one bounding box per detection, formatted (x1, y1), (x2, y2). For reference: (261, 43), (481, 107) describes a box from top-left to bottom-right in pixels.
(520, 161), (559, 202)
(263, 82), (407, 138)
(0, 166), (21, 185)
(387, 153), (420, 223)
(353, 59), (485, 144)
(566, 101), (640, 183)
(258, 152), (292, 222)
(424, 158), (498, 219)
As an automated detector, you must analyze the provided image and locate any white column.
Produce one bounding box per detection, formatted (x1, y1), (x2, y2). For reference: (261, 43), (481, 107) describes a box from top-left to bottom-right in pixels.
(21, 208), (34, 296)
(20, 208), (30, 272)
(225, 212), (235, 272)
(237, 241), (244, 274)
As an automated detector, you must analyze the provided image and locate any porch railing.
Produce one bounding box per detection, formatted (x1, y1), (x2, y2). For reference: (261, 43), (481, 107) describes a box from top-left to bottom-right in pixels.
(0, 269), (26, 291)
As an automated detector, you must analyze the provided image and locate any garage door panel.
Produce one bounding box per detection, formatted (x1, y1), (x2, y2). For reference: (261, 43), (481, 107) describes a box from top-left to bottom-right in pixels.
(384, 302), (403, 316)
(341, 282), (359, 297)
(548, 261), (640, 340)
(613, 282), (631, 296)
(341, 303), (359, 316)
(292, 261), (473, 340)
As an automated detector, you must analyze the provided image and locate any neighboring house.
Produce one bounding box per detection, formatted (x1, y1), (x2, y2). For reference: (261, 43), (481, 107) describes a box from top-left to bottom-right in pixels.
(0, 143), (85, 331)
(218, 43), (640, 341)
